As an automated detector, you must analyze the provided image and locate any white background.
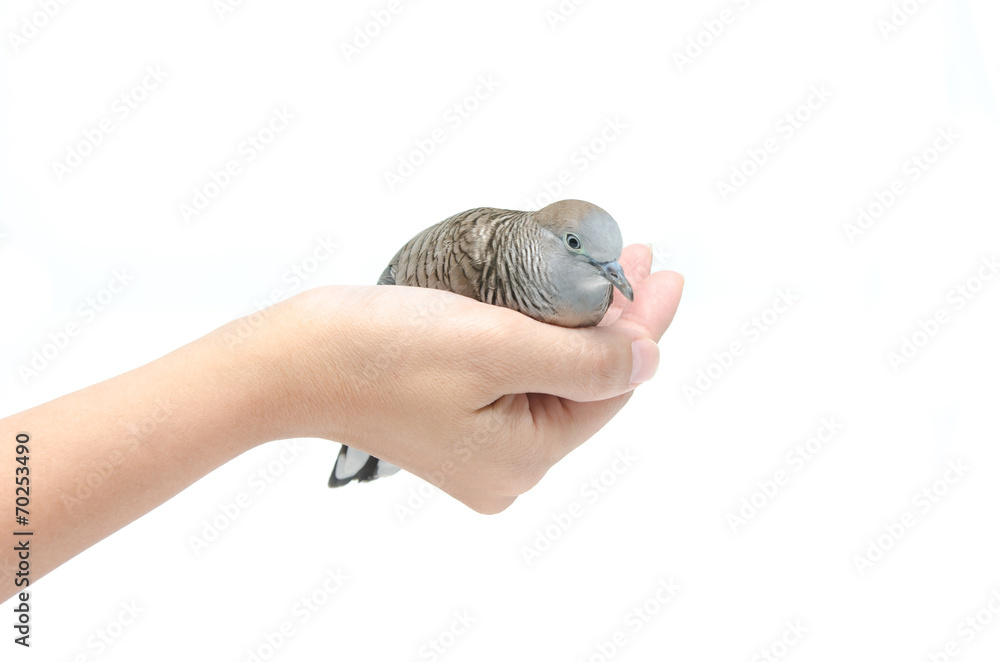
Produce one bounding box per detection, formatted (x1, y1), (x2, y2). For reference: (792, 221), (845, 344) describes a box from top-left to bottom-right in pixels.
(2, 0), (1000, 660)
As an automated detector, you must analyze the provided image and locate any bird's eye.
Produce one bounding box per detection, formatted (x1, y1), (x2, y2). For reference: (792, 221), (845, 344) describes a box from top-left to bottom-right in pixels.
(565, 233), (582, 250)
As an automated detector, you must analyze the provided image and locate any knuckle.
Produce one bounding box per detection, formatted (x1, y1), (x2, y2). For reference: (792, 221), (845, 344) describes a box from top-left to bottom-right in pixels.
(496, 473), (535, 497)
(498, 450), (548, 495)
(484, 434), (548, 495)
(581, 340), (623, 396)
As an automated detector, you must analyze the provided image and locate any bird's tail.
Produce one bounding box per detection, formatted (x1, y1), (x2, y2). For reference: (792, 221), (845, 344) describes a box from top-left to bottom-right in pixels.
(328, 445), (401, 487)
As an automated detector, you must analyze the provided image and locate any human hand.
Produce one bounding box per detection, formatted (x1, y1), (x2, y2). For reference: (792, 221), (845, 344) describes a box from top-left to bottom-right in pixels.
(249, 244), (684, 514)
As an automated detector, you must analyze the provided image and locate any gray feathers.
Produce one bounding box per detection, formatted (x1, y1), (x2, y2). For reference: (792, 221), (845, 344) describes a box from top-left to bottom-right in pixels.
(380, 200), (627, 327)
(328, 199), (630, 488)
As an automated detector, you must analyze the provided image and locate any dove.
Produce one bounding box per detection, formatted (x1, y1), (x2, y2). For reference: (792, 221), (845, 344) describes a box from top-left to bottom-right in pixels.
(328, 199), (633, 488)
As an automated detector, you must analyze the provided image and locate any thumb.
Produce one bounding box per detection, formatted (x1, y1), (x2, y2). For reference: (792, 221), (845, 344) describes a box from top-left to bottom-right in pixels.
(498, 324), (660, 402)
(490, 267), (683, 402)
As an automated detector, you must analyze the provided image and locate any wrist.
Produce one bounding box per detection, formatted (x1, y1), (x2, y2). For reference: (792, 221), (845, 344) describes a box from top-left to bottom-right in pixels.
(224, 288), (351, 449)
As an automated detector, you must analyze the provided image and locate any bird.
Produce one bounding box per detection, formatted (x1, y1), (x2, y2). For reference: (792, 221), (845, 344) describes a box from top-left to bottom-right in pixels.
(328, 199), (633, 488)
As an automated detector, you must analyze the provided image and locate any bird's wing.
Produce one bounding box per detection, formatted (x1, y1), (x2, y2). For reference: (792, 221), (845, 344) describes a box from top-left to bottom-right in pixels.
(390, 211), (498, 301)
(377, 260), (397, 286)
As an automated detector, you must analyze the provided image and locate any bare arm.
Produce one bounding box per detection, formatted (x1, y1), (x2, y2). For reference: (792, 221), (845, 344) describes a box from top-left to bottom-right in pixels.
(2, 314), (276, 597)
(1, 245), (683, 602)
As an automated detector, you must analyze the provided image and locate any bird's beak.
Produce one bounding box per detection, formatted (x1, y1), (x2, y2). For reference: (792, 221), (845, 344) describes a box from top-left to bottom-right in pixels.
(595, 260), (634, 302)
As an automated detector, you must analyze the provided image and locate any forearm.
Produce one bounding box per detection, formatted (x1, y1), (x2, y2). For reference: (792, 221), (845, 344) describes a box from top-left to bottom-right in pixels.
(1, 313), (280, 600)
(0, 258), (680, 599)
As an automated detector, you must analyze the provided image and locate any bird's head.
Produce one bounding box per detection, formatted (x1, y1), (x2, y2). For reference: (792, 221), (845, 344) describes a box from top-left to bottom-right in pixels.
(535, 199), (633, 303)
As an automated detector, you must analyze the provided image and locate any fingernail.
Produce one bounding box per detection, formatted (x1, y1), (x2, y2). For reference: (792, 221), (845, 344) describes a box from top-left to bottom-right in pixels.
(631, 338), (660, 384)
